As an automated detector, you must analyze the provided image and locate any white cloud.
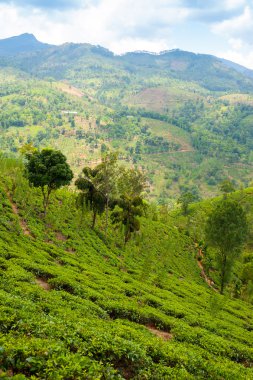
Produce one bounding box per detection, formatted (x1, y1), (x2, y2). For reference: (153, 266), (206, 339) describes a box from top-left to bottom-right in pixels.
(224, 0), (246, 10)
(228, 38), (244, 50)
(210, 4), (253, 68)
(212, 5), (253, 42)
(0, 0), (190, 51)
(1, 0), (253, 68)
(219, 48), (253, 69)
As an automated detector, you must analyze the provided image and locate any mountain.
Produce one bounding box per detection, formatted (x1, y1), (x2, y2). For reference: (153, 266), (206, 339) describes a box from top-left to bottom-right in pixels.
(1, 34), (253, 91)
(0, 33), (53, 56)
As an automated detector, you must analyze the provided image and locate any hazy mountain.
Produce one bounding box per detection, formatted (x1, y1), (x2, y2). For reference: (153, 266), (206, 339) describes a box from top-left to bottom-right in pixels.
(1, 34), (253, 92)
(0, 33), (54, 56)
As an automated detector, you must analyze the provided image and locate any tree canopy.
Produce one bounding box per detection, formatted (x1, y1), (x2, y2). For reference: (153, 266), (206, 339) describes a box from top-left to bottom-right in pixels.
(75, 167), (106, 228)
(205, 198), (248, 294)
(25, 148), (73, 215)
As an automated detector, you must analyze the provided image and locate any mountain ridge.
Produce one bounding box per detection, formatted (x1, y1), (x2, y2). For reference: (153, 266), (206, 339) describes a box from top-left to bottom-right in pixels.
(0, 33), (253, 80)
(0, 33), (54, 56)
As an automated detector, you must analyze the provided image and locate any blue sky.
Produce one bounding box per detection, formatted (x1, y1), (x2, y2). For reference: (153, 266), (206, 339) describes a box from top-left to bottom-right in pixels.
(0, 0), (253, 68)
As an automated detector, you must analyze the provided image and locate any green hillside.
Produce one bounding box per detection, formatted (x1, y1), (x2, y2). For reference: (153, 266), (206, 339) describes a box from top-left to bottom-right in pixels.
(0, 156), (253, 379)
(1, 65), (253, 203)
(1, 34), (253, 204)
(172, 186), (253, 302)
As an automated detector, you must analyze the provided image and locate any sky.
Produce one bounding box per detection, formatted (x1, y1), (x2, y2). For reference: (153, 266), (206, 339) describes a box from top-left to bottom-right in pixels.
(1, 0), (253, 68)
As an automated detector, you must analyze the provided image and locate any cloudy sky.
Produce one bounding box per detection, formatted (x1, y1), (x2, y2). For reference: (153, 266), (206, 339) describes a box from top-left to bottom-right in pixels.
(1, 0), (253, 68)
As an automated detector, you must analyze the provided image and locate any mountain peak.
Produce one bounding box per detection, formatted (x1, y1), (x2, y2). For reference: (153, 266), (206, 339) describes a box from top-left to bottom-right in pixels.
(0, 33), (53, 56)
(15, 33), (37, 40)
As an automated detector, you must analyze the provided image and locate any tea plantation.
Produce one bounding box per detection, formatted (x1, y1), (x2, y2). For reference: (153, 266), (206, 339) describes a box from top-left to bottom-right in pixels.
(0, 157), (253, 379)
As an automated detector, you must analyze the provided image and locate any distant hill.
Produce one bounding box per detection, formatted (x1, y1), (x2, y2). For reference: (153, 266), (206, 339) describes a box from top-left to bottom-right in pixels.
(0, 33), (54, 56)
(0, 34), (253, 92)
(120, 49), (253, 91)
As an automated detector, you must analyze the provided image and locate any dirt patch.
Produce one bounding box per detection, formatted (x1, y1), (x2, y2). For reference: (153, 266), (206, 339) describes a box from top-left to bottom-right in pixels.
(66, 247), (76, 254)
(146, 325), (173, 341)
(55, 232), (68, 241)
(196, 246), (218, 292)
(58, 83), (84, 98)
(55, 260), (64, 266)
(113, 358), (136, 380)
(35, 278), (51, 291)
(6, 191), (31, 237)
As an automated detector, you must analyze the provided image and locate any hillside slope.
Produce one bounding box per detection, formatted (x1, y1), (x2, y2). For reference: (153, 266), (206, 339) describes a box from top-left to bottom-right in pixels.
(1, 67), (253, 203)
(1, 34), (253, 203)
(172, 187), (253, 301)
(1, 34), (253, 92)
(0, 157), (253, 379)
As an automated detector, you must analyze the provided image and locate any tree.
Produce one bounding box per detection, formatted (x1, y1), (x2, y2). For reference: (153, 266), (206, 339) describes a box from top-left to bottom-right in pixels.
(94, 153), (119, 237)
(19, 142), (37, 156)
(111, 195), (144, 244)
(25, 149), (73, 216)
(205, 199), (248, 294)
(219, 179), (235, 196)
(178, 191), (198, 215)
(75, 167), (106, 228)
(111, 167), (146, 244)
(117, 167), (146, 199)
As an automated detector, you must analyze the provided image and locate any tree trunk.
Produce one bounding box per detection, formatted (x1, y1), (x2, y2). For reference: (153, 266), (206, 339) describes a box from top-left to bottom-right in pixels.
(41, 186), (51, 217)
(105, 196), (109, 239)
(91, 209), (97, 229)
(41, 186), (47, 217)
(124, 229), (130, 245)
(220, 253), (227, 295)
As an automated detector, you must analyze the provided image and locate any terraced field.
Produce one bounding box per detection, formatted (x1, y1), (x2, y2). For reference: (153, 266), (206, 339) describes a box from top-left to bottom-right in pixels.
(0, 157), (253, 379)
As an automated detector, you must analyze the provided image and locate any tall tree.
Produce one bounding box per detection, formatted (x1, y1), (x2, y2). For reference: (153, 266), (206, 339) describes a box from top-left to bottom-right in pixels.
(25, 149), (73, 216)
(205, 199), (248, 294)
(75, 167), (106, 228)
(111, 195), (144, 244)
(219, 180), (235, 197)
(95, 153), (118, 237)
(178, 191), (198, 215)
(117, 167), (146, 199)
(111, 167), (146, 244)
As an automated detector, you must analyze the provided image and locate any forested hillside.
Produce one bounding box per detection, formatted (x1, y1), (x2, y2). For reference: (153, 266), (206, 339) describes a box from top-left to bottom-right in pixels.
(0, 154), (253, 379)
(1, 33), (253, 203)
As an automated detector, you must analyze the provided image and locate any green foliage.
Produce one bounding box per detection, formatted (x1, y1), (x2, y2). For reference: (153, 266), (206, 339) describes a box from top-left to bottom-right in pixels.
(111, 195), (144, 243)
(1, 50), (253, 203)
(0, 157), (253, 379)
(219, 179), (236, 195)
(75, 167), (106, 228)
(206, 198), (248, 294)
(178, 192), (199, 215)
(25, 148), (73, 215)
